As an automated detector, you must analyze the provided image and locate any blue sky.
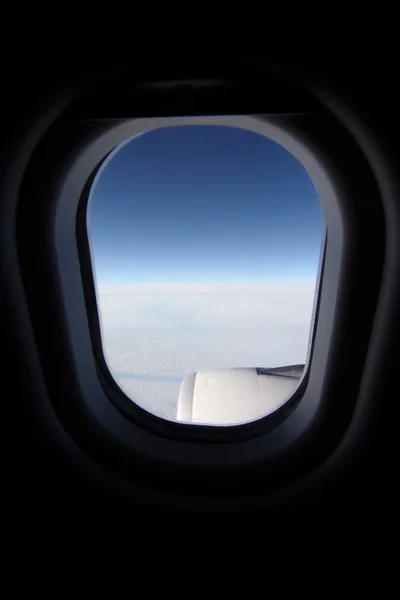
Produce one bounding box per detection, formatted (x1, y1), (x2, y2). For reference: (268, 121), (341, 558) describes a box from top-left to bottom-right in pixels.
(88, 125), (323, 284)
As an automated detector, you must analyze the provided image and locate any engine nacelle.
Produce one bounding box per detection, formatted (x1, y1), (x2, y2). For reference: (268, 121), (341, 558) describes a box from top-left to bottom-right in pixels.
(177, 366), (302, 425)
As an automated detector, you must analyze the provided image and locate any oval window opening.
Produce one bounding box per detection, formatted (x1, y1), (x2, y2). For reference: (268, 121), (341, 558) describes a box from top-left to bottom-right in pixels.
(86, 124), (324, 425)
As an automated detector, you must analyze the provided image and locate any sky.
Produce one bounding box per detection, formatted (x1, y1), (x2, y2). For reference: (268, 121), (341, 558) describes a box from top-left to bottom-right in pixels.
(87, 125), (324, 423)
(88, 125), (322, 284)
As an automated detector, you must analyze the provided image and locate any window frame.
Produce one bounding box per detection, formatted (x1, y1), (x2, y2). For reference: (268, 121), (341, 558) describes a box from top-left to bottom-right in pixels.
(15, 94), (385, 490)
(79, 117), (327, 432)
(71, 115), (335, 454)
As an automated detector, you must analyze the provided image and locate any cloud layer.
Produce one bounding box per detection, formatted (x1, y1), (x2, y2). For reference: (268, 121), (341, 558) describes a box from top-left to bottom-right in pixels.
(97, 281), (317, 421)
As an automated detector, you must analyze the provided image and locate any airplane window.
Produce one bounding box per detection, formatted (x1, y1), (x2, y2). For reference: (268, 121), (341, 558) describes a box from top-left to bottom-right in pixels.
(86, 125), (324, 425)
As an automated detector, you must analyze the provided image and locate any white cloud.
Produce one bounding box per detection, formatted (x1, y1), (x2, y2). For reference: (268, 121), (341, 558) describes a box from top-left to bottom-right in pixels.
(97, 281), (317, 421)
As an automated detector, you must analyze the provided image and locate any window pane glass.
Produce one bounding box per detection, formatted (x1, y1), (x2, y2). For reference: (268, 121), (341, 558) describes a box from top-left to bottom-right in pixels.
(87, 125), (323, 425)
